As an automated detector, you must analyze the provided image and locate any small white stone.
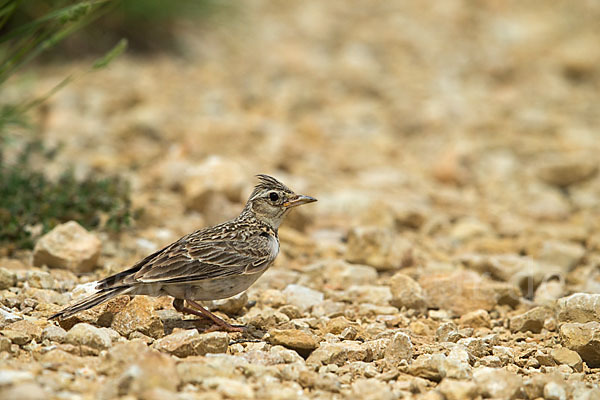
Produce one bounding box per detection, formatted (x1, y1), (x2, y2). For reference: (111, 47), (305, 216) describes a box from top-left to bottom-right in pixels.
(0, 306), (23, 325)
(33, 221), (101, 272)
(0, 370), (34, 385)
(65, 323), (112, 350)
(282, 284), (324, 312)
(544, 381), (567, 400)
(557, 293), (600, 323)
(473, 367), (522, 399)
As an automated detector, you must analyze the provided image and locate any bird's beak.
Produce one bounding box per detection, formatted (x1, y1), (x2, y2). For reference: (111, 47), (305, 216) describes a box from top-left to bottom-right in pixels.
(283, 194), (317, 208)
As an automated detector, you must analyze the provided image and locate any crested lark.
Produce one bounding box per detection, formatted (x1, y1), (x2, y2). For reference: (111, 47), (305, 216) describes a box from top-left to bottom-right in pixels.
(50, 174), (316, 332)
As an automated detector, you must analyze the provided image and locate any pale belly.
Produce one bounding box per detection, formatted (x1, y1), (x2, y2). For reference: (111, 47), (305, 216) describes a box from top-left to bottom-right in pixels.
(160, 270), (267, 300)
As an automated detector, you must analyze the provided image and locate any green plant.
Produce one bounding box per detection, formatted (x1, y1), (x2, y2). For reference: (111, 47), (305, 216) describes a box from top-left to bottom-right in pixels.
(0, 1), (135, 251)
(1, 0), (127, 121)
(0, 0), (121, 84)
(2, 0), (226, 55)
(0, 140), (138, 250)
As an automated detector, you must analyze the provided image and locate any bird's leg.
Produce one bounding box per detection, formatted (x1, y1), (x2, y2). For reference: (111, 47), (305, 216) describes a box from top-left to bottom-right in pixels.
(172, 298), (211, 321)
(186, 299), (246, 333)
(172, 298), (245, 333)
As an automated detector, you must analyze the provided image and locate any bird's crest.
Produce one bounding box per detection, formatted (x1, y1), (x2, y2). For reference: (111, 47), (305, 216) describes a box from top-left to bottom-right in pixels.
(248, 174), (293, 200)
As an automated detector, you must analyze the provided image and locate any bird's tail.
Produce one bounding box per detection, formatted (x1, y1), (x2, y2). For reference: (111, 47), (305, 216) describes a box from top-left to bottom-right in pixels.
(49, 286), (130, 320)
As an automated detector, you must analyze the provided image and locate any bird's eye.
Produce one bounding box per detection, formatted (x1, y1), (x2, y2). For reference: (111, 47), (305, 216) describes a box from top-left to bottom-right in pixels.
(269, 192), (279, 202)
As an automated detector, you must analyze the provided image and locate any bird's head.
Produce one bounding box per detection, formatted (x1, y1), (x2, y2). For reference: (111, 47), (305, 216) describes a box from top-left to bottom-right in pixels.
(244, 174), (317, 229)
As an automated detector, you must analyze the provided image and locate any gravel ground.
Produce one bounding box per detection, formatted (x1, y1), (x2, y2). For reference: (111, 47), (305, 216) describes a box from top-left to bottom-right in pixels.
(2, 0), (600, 399)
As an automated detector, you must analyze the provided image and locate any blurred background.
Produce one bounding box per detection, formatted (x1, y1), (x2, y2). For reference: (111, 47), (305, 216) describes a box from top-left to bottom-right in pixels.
(2, 0), (600, 293)
(2, 1), (600, 398)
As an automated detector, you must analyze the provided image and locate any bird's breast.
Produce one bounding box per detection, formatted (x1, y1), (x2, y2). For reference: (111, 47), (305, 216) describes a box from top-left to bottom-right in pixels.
(267, 234), (280, 260)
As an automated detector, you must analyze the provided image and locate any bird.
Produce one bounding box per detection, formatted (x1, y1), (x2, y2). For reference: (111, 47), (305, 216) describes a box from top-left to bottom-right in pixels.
(49, 174), (317, 332)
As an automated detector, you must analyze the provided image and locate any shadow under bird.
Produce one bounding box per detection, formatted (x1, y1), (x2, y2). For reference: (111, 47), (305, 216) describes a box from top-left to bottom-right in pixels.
(50, 174), (317, 332)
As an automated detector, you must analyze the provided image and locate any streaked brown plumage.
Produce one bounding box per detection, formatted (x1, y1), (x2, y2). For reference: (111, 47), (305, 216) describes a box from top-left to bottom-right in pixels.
(49, 174), (316, 331)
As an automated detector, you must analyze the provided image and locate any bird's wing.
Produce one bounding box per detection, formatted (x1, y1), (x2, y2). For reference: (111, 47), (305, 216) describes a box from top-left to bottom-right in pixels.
(127, 233), (275, 285)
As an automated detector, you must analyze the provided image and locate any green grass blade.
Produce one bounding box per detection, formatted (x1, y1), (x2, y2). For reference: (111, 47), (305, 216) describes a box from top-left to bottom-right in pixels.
(0, 0), (112, 44)
(0, 1), (20, 31)
(0, 1), (118, 85)
(93, 38), (127, 69)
